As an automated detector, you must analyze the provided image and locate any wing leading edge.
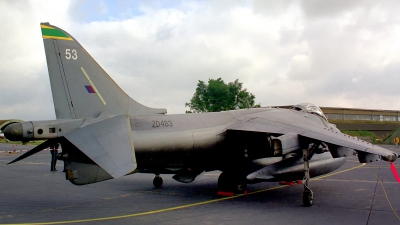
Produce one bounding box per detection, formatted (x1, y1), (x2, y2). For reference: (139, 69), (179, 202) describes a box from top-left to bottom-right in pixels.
(228, 118), (398, 162)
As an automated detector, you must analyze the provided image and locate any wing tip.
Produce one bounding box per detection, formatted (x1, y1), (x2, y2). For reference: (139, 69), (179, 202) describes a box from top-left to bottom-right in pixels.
(382, 153), (398, 162)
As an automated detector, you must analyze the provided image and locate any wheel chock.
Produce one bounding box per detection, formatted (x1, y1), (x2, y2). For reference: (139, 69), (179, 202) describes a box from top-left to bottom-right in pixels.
(217, 191), (235, 196)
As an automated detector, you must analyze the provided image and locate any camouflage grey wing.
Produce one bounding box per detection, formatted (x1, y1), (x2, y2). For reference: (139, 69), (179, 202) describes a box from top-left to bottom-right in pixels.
(228, 117), (303, 135)
(299, 129), (397, 162)
(228, 118), (397, 162)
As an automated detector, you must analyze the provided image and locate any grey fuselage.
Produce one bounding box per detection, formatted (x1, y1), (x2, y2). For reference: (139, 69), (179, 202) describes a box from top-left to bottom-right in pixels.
(131, 109), (241, 170)
(129, 107), (338, 173)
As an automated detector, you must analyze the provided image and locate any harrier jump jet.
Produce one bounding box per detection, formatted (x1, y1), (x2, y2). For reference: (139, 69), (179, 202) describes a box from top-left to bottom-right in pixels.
(4, 23), (398, 206)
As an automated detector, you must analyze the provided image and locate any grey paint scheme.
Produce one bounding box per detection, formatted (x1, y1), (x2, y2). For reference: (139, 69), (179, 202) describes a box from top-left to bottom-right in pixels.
(5, 23), (398, 189)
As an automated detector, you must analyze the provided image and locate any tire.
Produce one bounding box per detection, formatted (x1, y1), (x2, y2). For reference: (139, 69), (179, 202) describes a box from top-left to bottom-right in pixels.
(235, 182), (247, 194)
(218, 172), (247, 194)
(218, 172), (233, 191)
(153, 176), (163, 188)
(303, 190), (313, 206)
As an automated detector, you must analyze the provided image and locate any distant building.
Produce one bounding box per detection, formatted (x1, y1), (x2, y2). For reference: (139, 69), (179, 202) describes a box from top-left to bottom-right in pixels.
(272, 105), (400, 137)
(272, 105), (400, 122)
(320, 107), (400, 122)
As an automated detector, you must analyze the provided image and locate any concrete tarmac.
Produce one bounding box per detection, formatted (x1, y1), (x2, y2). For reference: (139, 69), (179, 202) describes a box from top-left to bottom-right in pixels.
(0, 145), (399, 225)
(0, 143), (35, 153)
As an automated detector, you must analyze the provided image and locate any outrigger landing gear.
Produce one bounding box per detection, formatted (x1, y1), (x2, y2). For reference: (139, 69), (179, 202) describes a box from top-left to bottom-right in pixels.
(302, 148), (314, 206)
(153, 174), (163, 188)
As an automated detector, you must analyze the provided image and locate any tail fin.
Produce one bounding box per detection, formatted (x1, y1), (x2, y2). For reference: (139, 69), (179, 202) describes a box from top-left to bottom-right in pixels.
(40, 23), (166, 119)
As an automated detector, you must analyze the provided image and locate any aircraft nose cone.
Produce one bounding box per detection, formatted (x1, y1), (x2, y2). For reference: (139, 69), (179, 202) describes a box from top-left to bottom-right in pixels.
(4, 123), (23, 141)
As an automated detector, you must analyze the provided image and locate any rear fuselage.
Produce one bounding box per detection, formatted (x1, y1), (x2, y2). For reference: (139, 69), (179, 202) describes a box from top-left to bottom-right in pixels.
(131, 109), (248, 170)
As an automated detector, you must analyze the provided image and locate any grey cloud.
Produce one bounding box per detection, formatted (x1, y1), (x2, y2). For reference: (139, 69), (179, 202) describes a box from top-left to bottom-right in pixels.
(299, 0), (371, 18)
(0, 2), (55, 120)
(305, 62), (400, 103)
(155, 24), (175, 41)
(251, 0), (294, 15)
(67, 0), (90, 22)
(279, 29), (302, 46)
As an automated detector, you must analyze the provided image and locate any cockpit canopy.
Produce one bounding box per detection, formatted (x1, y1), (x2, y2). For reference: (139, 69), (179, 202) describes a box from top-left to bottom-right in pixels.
(290, 103), (328, 121)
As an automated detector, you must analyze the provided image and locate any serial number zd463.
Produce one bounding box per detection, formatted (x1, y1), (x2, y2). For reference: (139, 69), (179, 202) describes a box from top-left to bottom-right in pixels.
(152, 120), (173, 128)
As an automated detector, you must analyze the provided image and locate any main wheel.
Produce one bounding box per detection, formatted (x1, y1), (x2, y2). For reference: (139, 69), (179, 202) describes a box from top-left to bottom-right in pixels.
(303, 189), (313, 206)
(218, 172), (247, 194)
(218, 172), (233, 191)
(235, 182), (247, 194)
(153, 176), (163, 188)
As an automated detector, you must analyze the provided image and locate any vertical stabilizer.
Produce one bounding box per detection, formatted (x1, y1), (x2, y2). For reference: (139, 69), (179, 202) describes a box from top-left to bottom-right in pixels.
(41, 23), (167, 119)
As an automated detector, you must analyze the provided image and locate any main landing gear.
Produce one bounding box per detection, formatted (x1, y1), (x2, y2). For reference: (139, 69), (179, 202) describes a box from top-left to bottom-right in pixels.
(302, 148), (314, 206)
(153, 174), (163, 188)
(217, 172), (247, 196)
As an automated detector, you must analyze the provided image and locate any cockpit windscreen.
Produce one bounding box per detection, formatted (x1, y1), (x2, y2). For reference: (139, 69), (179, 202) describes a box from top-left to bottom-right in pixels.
(290, 103), (327, 121)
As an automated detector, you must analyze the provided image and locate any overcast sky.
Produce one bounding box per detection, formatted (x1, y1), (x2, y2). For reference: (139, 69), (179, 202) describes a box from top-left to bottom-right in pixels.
(1, 0), (400, 121)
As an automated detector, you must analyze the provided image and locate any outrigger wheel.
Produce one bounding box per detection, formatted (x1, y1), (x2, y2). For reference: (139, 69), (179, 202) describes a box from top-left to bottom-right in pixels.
(153, 174), (163, 188)
(303, 189), (314, 206)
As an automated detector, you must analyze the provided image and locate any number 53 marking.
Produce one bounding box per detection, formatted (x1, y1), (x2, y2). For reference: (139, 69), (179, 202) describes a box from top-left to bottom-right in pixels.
(65, 49), (78, 60)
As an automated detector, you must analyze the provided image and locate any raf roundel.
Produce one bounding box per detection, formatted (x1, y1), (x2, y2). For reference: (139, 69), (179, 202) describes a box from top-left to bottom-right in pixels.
(85, 85), (96, 94)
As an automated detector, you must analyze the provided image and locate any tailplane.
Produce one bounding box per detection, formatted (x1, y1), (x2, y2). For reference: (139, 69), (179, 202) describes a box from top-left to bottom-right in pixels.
(41, 23), (166, 119)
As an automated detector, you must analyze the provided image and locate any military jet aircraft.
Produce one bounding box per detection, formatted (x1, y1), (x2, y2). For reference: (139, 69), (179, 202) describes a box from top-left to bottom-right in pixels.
(4, 23), (398, 206)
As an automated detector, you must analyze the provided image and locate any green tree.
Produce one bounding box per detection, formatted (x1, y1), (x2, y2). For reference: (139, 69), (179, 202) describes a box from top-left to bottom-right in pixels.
(185, 78), (259, 113)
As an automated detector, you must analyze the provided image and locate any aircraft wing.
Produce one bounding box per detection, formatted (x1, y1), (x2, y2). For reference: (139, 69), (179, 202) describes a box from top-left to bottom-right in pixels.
(228, 117), (398, 162)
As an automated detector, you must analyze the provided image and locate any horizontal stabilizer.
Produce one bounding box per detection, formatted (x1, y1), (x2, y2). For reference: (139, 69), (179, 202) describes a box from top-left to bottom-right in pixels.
(64, 115), (137, 178)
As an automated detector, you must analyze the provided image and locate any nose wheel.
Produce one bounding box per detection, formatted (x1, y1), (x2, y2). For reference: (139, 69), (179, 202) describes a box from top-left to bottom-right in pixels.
(153, 174), (163, 188)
